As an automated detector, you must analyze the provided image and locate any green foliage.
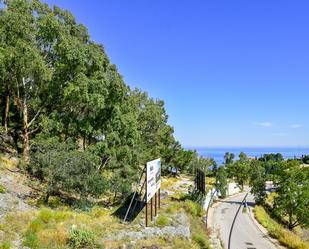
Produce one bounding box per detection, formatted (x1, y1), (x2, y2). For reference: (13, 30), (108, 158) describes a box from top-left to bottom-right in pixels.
(259, 153), (284, 162)
(301, 155), (309, 164)
(0, 184), (6, 193)
(226, 152), (250, 189)
(216, 167), (227, 198)
(156, 215), (169, 227)
(30, 138), (107, 203)
(0, 242), (11, 249)
(192, 232), (209, 249)
(224, 152), (235, 165)
(23, 232), (39, 249)
(183, 200), (203, 218)
(249, 160), (267, 204)
(273, 161), (309, 230)
(68, 228), (96, 249)
(0, 0), (197, 206)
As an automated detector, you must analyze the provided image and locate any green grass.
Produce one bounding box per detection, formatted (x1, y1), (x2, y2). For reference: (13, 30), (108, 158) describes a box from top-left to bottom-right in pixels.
(254, 206), (309, 249)
(68, 228), (96, 248)
(0, 242), (11, 249)
(0, 184), (6, 193)
(156, 215), (169, 227)
(192, 232), (209, 249)
(0, 174), (211, 248)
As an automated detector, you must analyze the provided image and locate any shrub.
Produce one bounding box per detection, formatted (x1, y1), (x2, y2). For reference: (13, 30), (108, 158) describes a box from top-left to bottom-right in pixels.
(183, 200), (203, 218)
(23, 232), (39, 249)
(172, 238), (197, 249)
(30, 138), (107, 204)
(0, 184), (6, 193)
(192, 232), (209, 249)
(0, 242), (11, 249)
(68, 228), (96, 248)
(38, 225), (68, 248)
(29, 218), (44, 233)
(156, 215), (169, 227)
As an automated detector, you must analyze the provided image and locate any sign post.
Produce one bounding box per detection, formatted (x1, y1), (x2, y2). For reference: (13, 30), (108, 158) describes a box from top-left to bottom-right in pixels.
(145, 158), (161, 227)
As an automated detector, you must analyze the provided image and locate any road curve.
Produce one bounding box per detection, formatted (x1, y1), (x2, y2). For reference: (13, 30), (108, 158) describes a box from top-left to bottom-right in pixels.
(211, 191), (277, 249)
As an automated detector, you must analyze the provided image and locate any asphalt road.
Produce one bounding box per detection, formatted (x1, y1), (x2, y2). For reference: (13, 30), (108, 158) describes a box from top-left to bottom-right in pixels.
(212, 192), (277, 249)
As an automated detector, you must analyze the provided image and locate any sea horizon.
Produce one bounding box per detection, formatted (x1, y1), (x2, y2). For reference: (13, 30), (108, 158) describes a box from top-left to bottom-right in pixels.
(186, 146), (309, 165)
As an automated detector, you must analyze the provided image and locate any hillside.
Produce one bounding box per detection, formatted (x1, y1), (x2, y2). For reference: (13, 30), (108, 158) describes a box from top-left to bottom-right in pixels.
(0, 154), (210, 249)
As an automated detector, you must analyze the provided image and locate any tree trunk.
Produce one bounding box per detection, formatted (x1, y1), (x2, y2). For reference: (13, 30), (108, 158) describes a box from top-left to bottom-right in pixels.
(44, 192), (50, 204)
(22, 101), (30, 162)
(3, 92), (9, 133)
(22, 78), (30, 163)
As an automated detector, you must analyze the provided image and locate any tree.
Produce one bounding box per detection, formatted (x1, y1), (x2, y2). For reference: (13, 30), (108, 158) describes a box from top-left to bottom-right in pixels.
(0, 0), (51, 161)
(224, 152), (235, 165)
(216, 167), (228, 198)
(227, 152), (250, 190)
(249, 160), (267, 204)
(273, 162), (309, 230)
(259, 153), (283, 162)
(0, 0), (200, 205)
(30, 137), (107, 203)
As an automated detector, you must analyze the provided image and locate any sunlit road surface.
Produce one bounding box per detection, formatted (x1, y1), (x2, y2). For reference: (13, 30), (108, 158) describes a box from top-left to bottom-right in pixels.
(212, 192), (277, 249)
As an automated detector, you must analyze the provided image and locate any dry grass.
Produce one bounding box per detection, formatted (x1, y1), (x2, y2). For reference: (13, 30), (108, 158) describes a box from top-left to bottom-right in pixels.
(254, 206), (309, 249)
(0, 171), (210, 248)
(0, 154), (18, 170)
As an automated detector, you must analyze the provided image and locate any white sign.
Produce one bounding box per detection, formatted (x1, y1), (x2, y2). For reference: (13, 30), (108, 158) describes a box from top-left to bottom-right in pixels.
(146, 158), (161, 202)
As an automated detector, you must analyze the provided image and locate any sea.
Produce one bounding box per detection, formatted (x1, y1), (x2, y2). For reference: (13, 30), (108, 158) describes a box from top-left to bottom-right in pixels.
(188, 147), (309, 165)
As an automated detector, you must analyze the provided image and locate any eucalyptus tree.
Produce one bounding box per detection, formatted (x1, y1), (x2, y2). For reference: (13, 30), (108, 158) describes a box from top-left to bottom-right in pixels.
(0, 0), (51, 161)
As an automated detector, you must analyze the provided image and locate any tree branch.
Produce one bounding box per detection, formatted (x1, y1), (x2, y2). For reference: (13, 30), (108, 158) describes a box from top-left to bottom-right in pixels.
(28, 126), (40, 135)
(98, 156), (110, 171)
(27, 108), (42, 128)
(291, 220), (300, 229)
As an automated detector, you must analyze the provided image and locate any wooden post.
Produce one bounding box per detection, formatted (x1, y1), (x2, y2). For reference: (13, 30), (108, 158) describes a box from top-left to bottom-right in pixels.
(150, 197), (153, 221)
(155, 192), (157, 216)
(158, 188), (160, 209)
(145, 202), (148, 227)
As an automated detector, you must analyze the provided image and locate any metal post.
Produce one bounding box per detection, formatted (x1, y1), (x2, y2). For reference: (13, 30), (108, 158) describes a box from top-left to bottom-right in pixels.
(228, 192), (249, 249)
(124, 166), (146, 222)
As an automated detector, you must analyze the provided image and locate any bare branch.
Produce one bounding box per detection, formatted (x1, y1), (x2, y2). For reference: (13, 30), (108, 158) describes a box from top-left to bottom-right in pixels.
(29, 126), (40, 135)
(27, 108), (42, 128)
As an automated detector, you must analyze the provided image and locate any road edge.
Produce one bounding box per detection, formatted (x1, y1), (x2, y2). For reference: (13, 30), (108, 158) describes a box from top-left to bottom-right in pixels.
(247, 205), (286, 249)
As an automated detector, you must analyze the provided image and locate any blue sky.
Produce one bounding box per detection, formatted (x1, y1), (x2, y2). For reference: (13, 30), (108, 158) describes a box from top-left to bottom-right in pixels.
(43, 0), (309, 147)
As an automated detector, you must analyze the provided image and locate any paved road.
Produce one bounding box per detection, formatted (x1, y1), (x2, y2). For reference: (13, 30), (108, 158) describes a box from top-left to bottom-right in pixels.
(212, 192), (277, 249)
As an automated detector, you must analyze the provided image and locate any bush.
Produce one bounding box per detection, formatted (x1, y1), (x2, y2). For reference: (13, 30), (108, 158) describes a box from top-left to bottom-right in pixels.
(0, 242), (11, 249)
(0, 184), (6, 193)
(183, 200), (203, 218)
(192, 232), (209, 249)
(30, 138), (107, 204)
(68, 228), (96, 248)
(156, 215), (169, 227)
(23, 232), (39, 249)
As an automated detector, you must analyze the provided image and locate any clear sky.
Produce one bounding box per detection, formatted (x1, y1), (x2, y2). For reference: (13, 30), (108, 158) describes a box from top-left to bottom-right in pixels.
(43, 0), (309, 147)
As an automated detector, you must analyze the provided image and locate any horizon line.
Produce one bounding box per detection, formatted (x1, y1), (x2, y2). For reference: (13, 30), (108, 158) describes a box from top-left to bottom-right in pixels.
(184, 145), (309, 149)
